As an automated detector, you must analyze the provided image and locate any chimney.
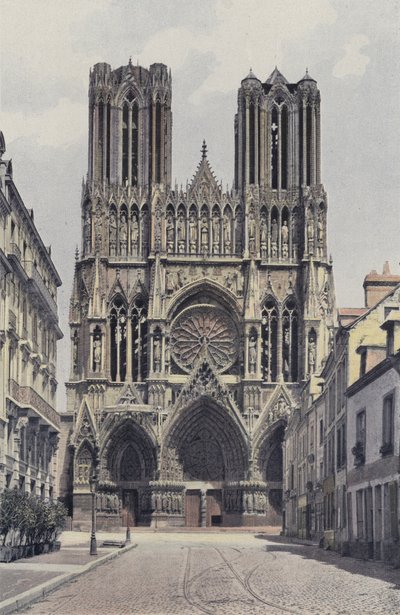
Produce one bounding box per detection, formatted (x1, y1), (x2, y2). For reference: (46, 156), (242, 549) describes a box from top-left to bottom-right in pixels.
(363, 262), (400, 308)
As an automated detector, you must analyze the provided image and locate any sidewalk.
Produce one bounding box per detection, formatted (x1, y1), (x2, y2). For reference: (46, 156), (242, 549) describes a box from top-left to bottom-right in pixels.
(0, 531), (136, 615)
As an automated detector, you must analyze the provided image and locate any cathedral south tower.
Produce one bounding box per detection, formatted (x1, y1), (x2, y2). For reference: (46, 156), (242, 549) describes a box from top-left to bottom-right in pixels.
(59, 61), (336, 529)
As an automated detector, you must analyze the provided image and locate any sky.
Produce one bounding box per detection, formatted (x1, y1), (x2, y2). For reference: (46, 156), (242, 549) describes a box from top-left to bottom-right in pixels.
(1, 0), (399, 409)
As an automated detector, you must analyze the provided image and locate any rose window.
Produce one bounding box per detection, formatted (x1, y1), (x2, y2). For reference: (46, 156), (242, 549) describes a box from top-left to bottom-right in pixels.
(170, 305), (238, 373)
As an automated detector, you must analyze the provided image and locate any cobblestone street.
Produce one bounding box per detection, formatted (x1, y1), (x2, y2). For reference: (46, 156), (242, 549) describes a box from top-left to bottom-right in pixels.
(20, 532), (400, 615)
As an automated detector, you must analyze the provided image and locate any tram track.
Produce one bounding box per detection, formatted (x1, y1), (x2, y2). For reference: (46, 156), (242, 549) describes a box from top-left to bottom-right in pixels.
(183, 544), (302, 615)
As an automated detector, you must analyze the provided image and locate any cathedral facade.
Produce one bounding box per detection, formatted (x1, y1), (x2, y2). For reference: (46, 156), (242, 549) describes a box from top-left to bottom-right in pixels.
(59, 60), (336, 528)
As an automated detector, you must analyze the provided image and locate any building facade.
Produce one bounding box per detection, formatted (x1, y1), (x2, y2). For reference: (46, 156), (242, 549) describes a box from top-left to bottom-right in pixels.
(0, 132), (63, 498)
(283, 268), (400, 562)
(59, 61), (336, 529)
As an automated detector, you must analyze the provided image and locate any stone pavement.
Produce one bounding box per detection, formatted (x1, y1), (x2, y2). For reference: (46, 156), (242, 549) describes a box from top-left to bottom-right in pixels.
(0, 530), (134, 615)
(13, 531), (400, 615)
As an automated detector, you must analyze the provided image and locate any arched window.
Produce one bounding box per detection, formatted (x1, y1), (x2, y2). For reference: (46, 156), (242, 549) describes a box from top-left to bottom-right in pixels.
(249, 102), (255, 184)
(131, 297), (148, 382)
(281, 106), (288, 189)
(282, 299), (298, 382)
(306, 103), (312, 186)
(155, 100), (162, 183)
(271, 107), (279, 189)
(262, 298), (278, 382)
(122, 102), (129, 183)
(110, 296), (127, 382)
(131, 101), (139, 186)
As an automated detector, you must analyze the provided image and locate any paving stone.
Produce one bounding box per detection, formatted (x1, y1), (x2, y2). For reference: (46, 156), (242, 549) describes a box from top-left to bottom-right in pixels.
(21, 533), (400, 615)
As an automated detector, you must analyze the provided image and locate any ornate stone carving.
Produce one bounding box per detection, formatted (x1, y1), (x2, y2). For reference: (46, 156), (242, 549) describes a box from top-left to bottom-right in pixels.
(183, 428), (224, 481)
(170, 306), (238, 373)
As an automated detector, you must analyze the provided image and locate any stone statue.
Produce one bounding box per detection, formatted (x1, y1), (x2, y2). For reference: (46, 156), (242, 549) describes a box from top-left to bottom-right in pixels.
(260, 217), (267, 258)
(84, 211), (91, 254)
(281, 220), (289, 257)
(308, 337), (316, 374)
(119, 212), (128, 255)
(212, 212), (220, 253)
(189, 212), (197, 250)
(93, 335), (102, 372)
(131, 212), (139, 255)
(248, 212), (255, 239)
(153, 335), (161, 372)
(109, 210), (117, 256)
(201, 215), (209, 250)
(177, 211), (185, 248)
(223, 214), (231, 250)
(72, 335), (78, 372)
(307, 212), (315, 254)
(248, 335), (257, 373)
(166, 213), (174, 252)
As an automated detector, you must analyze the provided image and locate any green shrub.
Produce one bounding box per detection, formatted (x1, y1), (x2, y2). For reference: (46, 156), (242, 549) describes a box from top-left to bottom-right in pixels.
(0, 489), (67, 546)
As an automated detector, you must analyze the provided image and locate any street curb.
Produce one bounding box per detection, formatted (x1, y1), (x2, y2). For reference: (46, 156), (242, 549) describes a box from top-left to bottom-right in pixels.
(0, 543), (137, 615)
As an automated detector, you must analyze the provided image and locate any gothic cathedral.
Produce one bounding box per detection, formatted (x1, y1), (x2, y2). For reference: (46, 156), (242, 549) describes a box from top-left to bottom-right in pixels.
(59, 60), (336, 528)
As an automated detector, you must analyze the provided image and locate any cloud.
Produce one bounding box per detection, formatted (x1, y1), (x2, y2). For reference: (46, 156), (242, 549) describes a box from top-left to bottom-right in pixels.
(2, 98), (87, 148)
(333, 34), (370, 78)
(137, 0), (337, 104)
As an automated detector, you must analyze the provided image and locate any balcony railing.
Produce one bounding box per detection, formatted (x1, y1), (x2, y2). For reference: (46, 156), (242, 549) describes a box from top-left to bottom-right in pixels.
(9, 379), (60, 429)
(24, 261), (58, 317)
(9, 242), (22, 261)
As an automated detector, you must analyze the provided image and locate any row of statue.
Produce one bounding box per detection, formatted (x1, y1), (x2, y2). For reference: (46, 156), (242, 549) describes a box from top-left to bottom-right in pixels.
(84, 205), (325, 259)
(96, 493), (121, 514)
(166, 210), (240, 255)
(224, 489), (267, 513)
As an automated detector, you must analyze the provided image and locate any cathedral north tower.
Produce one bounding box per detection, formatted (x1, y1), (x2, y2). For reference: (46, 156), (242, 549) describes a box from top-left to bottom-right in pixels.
(88, 59), (172, 188)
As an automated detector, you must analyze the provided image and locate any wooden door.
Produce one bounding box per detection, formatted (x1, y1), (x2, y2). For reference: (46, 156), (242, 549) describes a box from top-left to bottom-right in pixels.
(206, 490), (222, 526)
(123, 489), (138, 526)
(185, 490), (201, 527)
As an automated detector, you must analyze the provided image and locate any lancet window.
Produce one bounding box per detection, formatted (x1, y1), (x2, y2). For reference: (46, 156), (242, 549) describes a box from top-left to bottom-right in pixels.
(110, 296), (127, 382)
(262, 299), (278, 382)
(131, 297), (148, 382)
(282, 299), (298, 383)
(96, 100), (111, 182)
(271, 103), (289, 191)
(262, 298), (299, 383)
(122, 93), (139, 186)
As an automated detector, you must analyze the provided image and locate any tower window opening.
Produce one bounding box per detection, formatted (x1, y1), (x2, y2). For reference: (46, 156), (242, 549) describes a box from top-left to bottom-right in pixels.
(306, 104), (312, 186)
(122, 104), (129, 183)
(106, 103), (111, 181)
(271, 107), (279, 189)
(98, 101), (104, 181)
(131, 102), (139, 186)
(155, 101), (161, 183)
(249, 104), (255, 184)
(281, 106), (288, 189)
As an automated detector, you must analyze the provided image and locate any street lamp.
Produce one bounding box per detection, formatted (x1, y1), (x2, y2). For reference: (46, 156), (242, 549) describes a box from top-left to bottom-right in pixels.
(89, 472), (97, 556)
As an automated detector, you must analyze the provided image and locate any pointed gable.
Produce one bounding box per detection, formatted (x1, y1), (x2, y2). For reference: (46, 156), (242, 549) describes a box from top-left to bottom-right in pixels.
(188, 140), (221, 200)
(115, 383), (144, 406)
(265, 66), (289, 85)
(70, 398), (98, 448)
